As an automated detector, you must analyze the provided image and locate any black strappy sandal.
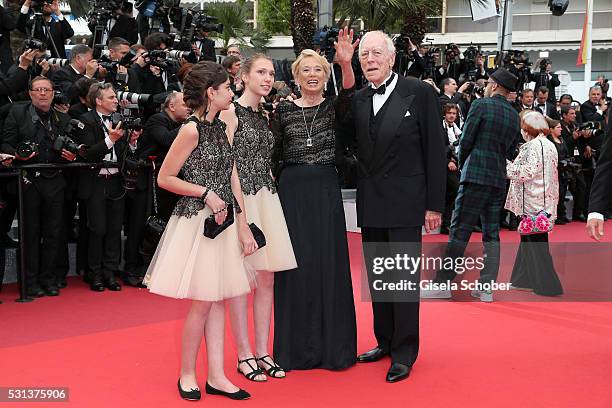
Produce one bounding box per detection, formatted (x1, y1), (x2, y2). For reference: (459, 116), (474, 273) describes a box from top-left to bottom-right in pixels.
(237, 357), (267, 382)
(256, 355), (286, 379)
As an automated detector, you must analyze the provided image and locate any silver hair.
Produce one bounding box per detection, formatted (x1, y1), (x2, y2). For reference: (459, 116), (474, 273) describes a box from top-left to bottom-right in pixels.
(358, 31), (395, 56)
(163, 91), (182, 109)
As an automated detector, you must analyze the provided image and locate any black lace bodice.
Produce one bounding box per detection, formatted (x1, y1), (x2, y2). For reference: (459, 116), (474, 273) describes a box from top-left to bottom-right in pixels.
(233, 102), (277, 195)
(172, 117), (236, 218)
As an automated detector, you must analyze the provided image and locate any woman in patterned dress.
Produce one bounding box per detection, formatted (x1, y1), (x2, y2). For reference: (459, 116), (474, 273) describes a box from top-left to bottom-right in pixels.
(220, 54), (297, 381)
(143, 62), (257, 401)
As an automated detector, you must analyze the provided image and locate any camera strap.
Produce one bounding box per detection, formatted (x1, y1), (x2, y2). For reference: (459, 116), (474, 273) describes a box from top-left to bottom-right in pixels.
(151, 160), (159, 215)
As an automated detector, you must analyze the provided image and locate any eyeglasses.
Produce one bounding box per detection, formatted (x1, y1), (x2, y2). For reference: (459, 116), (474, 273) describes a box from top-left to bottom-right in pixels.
(31, 87), (53, 94)
(359, 49), (385, 60)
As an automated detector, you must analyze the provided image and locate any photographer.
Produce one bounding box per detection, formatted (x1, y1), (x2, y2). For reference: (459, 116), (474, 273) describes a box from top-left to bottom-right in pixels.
(534, 86), (559, 120)
(51, 44), (97, 105)
(68, 77), (96, 118)
(560, 105), (588, 221)
(0, 1), (18, 74)
(438, 43), (466, 82)
(73, 82), (141, 292)
(1, 76), (74, 297)
(192, 30), (216, 63)
(441, 103), (461, 234)
(0, 49), (37, 106)
(474, 54), (488, 81)
(533, 59), (560, 104)
(595, 75), (609, 98)
(138, 33), (180, 95)
(17, 0), (74, 59)
(438, 77), (470, 122)
(87, 0), (138, 46)
(100, 37), (132, 89)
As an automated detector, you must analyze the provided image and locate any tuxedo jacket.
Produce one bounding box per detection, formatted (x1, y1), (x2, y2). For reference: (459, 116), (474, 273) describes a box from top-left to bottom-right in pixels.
(347, 74), (446, 228)
(52, 65), (84, 105)
(73, 110), (130, 199)
(0, 5), (17, 74)
(139, 111), (181, 162)
(17, 13), (74, 58)
(535, 101), (560, 120)
(588, 105), (612, 214)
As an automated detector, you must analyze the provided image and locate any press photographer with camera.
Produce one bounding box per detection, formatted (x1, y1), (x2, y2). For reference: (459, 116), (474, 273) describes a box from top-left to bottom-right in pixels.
(99, 37), (133, 89)
(51, 44), (97, 105)
(438, 43), (466, 82)
(560, 105), (588, 222)
(0, 48), (38, 106)
(1, 76), (76, 297)
(596, 75), (609, 98)
(441, 103), (461, 234)
(17, 0), (74, 59)
(438, 77), (470, 123)
(87, 0), (138, 46)
(73, 82), (141, 292)
(533, 58), (560, 104)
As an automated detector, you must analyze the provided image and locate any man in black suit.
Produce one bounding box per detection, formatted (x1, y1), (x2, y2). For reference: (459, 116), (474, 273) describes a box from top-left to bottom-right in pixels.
(534, 86), (559, 120)
(73, 83), (141, 291)
(438, 77), (470, 121)
(587, 104), (611, 240)
(17, 0), (74, 58)
(515, 88), (535, 113)
(0, 3), (17, 74)
(533, 59), (560, 103)
(344, 30), (446, 383)
(1, 76), (75, 297)
(51, 44), (97, 105)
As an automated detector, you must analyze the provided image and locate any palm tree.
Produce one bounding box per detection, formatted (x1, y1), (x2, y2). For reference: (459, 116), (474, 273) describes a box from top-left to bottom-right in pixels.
(290, 0), (315, 56)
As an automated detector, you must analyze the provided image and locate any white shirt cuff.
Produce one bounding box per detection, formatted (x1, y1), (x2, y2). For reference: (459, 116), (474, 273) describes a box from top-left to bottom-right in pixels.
(596, 109), (603, 116)
(104, 136), (115, 149)
(588, 212), (604, 221)
(56, 13), (64, 20)
(20, 5), (30, 13)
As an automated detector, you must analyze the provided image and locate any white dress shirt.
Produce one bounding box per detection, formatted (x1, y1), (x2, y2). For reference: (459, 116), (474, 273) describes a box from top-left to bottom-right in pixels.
(371, 73), (398, 116)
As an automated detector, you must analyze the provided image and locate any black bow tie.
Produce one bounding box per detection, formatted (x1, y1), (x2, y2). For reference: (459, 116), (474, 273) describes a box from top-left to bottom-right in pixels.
(537, 103), (546, 107)
(366, 74), (395, 97)
(102, 115), (112, 122)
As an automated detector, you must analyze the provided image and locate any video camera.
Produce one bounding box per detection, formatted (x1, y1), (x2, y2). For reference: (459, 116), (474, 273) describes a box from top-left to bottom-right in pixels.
(559, 157), (582, 184)
(578, 121), (604, 138)
(502, 50), (532, 90)
(313, 26), (341, 63)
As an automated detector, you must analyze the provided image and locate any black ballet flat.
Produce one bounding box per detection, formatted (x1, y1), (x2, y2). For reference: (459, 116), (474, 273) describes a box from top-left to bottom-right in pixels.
(177, 379), (201, 401)
(205, 383), (250, 400)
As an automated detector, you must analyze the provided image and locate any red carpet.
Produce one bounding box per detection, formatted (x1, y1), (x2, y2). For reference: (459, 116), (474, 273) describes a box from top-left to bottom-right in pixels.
(1, 223), (612, 407)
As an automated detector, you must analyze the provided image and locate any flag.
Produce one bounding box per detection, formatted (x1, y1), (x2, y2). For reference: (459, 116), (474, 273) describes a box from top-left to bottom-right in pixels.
(576, 0), (590, 66)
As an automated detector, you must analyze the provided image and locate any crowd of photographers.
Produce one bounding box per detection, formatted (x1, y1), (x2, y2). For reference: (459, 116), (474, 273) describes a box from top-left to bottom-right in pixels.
(0, 0), (234, 297)
(398, 39), (610, 234)
(0, 6), (608, 300)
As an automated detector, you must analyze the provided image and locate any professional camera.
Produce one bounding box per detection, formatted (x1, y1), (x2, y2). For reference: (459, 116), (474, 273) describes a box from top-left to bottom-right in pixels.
(166, 49), (198, 63)
(46, 57), (69, 66)
(116, 91), (152, 106)
(15, 141), (39, 159)
(191, 11), (223, 33)
(121, 155), (149, 190)
(559, 157), (582, 183)
(110, 112), (144, 132)
(502, 50), (532, 90)
(445, 43), (460, 61)
(53, 91), (71, 105)
(463, 44), (481, 81)
(539, 58), (551, 71)
(578, 121), (604, 138)
(50, 119), (88, 157)
(24, 38), (46, 51)
(30, 0), (53, 12)
(313, 26), (341, 63)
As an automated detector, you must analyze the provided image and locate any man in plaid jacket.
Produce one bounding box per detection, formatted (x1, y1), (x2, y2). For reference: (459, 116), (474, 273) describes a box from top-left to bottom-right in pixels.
(422, 67), (520, 302)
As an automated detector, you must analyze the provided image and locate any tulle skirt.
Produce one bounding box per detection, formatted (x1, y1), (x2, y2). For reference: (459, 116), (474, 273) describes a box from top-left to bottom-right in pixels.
(243, 188), (297, 272)
(143, 207), (255, 302)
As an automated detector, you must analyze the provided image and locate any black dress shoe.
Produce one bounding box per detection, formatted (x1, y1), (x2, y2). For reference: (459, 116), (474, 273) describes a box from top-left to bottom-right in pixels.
(27, 285), (45, 298)
(43, 286), (60, 296)
(205, 383), (250, 400)
(105, 279), (122, 291)
(178, 379), (201, 401)
(90, 276), (105, 292)
(386, 363), (412, 383)
(574, 214), (587, 222)
(357, 347), (388, 363)
(57, 279), (67, 289)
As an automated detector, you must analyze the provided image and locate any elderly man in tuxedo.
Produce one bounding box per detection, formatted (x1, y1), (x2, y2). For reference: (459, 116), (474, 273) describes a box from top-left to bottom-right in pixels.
(343, 30), (446, 383)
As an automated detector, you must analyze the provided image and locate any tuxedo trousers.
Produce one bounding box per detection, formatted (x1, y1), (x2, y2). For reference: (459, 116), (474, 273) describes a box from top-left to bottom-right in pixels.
(361, 226), (421, 366)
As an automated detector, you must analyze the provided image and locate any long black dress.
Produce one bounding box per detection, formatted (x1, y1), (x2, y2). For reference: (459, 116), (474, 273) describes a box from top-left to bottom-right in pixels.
(271, 96), (357, 370)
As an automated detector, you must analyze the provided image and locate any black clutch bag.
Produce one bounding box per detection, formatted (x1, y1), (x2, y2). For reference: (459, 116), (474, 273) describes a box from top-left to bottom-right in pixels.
(203, 204), (234, 239)
(249, 223), (266, 249)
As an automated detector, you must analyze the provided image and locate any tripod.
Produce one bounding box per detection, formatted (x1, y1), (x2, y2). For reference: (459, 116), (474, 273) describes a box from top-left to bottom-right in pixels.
(28, 12), (60, 57)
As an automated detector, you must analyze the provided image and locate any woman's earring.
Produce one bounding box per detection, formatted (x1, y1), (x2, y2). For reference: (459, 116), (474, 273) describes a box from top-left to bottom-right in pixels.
(324, 82), (328, 92)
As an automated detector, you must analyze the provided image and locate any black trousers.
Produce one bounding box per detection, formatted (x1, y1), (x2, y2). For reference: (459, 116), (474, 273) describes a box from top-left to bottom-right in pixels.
(361, 226), (421, 366)
(442, 169), (460, 228)
(85, 175), (125, 281)
(124, 187), (148, 274)
(22, 174), (65, 288)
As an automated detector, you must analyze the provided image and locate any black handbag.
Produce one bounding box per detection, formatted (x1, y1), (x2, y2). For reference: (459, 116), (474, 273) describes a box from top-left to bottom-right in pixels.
(249, 223), (266, 249)
(140, 161), (168, 258)
(203, 203), (235, 238)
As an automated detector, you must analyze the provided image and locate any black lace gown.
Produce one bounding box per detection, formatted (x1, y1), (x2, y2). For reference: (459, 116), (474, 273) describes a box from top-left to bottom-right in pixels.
(271, 97), (357, 370)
